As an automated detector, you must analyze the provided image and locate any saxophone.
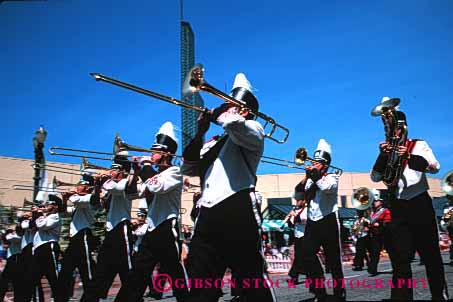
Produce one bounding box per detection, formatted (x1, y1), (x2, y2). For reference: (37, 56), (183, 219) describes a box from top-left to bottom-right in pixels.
(372, 97), (408, 187)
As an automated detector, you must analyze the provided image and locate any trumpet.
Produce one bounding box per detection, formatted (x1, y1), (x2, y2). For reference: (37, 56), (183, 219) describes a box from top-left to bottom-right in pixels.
(261, 147), (343, 175)
(90, 64), (289, 144)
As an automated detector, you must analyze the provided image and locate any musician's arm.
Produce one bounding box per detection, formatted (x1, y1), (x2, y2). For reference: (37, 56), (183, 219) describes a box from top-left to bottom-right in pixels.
(409, 141), (440, 174)
(370, 152), (388, 182)
(144, 168), (182, 194)
(217, 113), (264, 151)
(316, 174), (338, 193)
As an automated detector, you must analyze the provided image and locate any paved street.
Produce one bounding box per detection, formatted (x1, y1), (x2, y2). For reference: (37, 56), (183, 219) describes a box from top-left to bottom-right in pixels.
(5, 252), (453, 301)
(83, 253), (453, 301)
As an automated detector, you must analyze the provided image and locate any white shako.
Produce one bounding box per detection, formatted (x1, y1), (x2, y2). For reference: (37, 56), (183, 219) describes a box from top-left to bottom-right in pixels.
(141, 121), (182, 232)
(68, 180), (96, 237)
(182, 72), (264, 208)
(103, 150), (133, 232)
(305, 138), (339, 221)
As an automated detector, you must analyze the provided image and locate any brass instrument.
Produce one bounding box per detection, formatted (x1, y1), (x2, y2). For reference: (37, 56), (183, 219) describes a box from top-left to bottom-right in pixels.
(441, 170), (453, 196)
(90, 64), (289, 144)
(261, 147), (343, 175)
(50, 134), (183, 162)
(82, 157), (110, 171)
(351, 187), (374, 210)
(371, 97), (408, 187)
(351, 216), (370, 239)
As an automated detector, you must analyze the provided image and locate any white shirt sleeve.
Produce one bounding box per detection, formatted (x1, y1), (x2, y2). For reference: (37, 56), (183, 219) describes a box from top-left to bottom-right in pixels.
(69, 194), (92, 208)
(414, 140), (440, 174)
(144, 167), (182, 195)
(36, 214), (60, 231)
(315, 174), (338, 193)
(217, 112), (264, 151)
(21, 220), (30, 229)
(103, 179), (128, 191)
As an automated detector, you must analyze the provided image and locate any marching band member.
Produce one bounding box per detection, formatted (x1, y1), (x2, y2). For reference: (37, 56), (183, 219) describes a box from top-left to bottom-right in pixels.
(85, 153), (137, 302)
(182, 73), (276, 302)
(19, 204), (44, 302)
(57, 180), (99, 302)
(116, 121), (189, 302)
(286, 196), (308, 284)
(0, 224), (23, 301)
(367, 191), (394, 277)
(371, 107), (448, 300)
(295, 139), (346, 301)
(351, 209), (371, 272)
(440, 174), (453, 265)
(31, 197), (62, 301)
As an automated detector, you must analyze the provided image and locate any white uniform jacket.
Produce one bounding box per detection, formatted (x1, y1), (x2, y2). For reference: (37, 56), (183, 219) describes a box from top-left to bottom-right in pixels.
(371, 139), (440, 200)
(302, 174), (339, 222)
(141, 166), (182, 232)
(6, 232), (22, 258)
(33, 213), (61, 250)
(20, 219), (35, 250)
(69, 193), (96, 237)
(103, 178), (132, 232)
(182, 112), (264, 208)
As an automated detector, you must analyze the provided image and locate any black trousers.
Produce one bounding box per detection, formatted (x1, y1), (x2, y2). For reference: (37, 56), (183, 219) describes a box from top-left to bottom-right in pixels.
(33, 242), (61, 301)
(368, 227), (395, 275)
(58, 228), (97, 302)
(302, 212), (345, 298)
(390, 191), (448, 300)
(186, 190), (276, 302)
(0, 254), (23, 302)
(85, 220), (133, 302)
(289, 236), (307, 277)
(20, 244), (44, 302)
(115, 218), (189, 302)
(353, 235), (371, 269)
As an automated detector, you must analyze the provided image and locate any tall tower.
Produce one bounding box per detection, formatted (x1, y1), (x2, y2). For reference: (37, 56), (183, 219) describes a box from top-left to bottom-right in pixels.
(180, 2), (204, 150)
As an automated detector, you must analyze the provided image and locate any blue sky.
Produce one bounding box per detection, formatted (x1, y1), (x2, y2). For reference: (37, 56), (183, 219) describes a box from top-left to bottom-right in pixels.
(1, 0), (452, 177)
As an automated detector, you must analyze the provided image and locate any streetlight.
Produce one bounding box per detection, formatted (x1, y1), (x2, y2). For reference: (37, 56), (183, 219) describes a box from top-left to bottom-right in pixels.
(32, 126), (47, 201)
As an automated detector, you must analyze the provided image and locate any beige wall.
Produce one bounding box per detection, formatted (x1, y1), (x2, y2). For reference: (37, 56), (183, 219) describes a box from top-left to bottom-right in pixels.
(0, 156), (444, 226)
(0, 156), (80, 207)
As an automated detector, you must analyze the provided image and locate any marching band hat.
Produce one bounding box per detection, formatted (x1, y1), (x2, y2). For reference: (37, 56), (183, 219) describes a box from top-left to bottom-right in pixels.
(151, 122), (178, 154)
(371, 188), (383, 201)
(313, 138), (332, 165)
(230, 73), (259, 112)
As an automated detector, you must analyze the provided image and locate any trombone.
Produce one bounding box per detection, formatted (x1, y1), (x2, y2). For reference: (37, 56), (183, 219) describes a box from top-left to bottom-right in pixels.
(90, 64), (289, 144)
(49, 134), (184, 163)
(261, 147), (343, 175)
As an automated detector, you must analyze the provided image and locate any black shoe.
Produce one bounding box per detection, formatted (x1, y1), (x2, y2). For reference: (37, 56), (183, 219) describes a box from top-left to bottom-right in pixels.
(367, 269), (378, 276)
(146, 291), (163, 300)
(334, 289), (347, 301)
(352, 266), (363, 271)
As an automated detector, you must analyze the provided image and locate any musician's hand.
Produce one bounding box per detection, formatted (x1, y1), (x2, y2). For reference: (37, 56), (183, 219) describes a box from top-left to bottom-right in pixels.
(197, 112), (211, 135)
(397, 145), (409, 158)
(288, 210), (296, 217)
(373, 222), (379, 227)
(379, 142), (390, 153)
(210, 103), (231, 124)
